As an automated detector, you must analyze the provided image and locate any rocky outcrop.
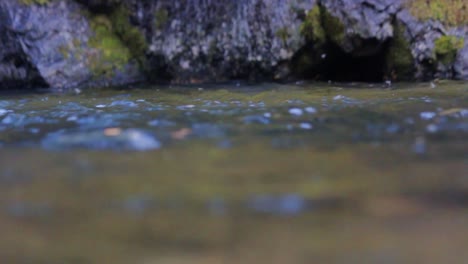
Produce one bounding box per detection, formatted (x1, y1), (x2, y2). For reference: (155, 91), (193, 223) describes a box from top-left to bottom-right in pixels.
(0, 0), (466, 89)
(141, 0), (316, 82)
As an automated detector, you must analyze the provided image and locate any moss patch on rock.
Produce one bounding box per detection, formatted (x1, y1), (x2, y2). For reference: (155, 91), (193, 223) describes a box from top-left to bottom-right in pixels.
(385, 22), (415, 80)
(20, 0), (52, 5)
(300, 5), (345, 47)
(435, 35), (464, 65)
(85, 5), (147, 78)
(300, 7), (326, 44)
(154, 8), (169, 30)
(109, 7), (147, 65)
(320, 8), (346, 47)
(406, 0), (467, 26)
(87, 14), (132, 77)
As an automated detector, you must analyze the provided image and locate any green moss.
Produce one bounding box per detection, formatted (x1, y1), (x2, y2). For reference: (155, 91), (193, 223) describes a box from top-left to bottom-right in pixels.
(154, 8), (169, 30)
(20, 0), (51, 5)
(434, 35), (464, 65)
(385, 22), (415, 80)
(321, 7), (345, 47)
(58, 45), (70, 59)
(109, 7), (148, 65)
(85, 5), (148, 77)
(88, 14), (132, 77)
(300, 6), (345, 47)
(300, 7), (326, 44)
(275, 27), (290, 45)
(406, 0), (467, 26)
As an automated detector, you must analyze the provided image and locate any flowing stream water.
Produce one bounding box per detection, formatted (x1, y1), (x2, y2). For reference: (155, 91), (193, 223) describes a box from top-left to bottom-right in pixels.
(0, 81), (467, 263)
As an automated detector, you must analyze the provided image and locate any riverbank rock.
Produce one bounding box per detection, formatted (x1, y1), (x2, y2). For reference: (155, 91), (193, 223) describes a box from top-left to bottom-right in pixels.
(0, 0), (143, 89)
(0, 0), (467, 89)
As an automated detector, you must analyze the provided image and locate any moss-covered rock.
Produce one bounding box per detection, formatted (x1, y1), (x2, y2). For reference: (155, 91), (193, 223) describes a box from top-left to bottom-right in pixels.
(85, 4), (147, 78)
(405, 0), (467, 27)
(385, 22), (415, 80)
(154, 8), (169, 30)
(109, 7), (147, 66)
(434, 35), (464, 65)
(320, 7), (346, 48)
(19, 0), (52, 5)
(300, 6), (345, 47)
(87, 13), (132, 77)
(300, 7), (325, 44)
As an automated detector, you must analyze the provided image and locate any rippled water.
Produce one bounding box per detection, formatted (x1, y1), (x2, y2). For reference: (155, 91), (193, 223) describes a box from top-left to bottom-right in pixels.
(0, 82), (467, 263)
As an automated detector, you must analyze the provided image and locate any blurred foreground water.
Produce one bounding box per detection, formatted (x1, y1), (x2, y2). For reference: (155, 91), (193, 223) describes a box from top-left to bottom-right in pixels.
(0, 82), (467, 263)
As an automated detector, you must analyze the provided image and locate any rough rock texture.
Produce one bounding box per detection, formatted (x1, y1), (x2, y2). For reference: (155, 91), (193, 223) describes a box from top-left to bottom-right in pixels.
(0, 0), (467, 89)
(319, 0), (397, 55)
(139, 0), (316, 82)
(126, 0), (468, 83)
(454, 30), (468, 80)
(0, 0), (142, 89)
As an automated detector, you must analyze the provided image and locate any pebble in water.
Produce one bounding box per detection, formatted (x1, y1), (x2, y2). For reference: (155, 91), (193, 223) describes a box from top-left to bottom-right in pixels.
(305, 107), (317, 114)
(42, 129), (161, 151)
(243, 115), (270, 125)
(299, 123), (313, 130)
(177, 105), (196, 110)
(247, 194), (307, 215)
(289, 108), (303, 116)
(109, 100), (138, 108)
(0, 109), (11, 116)
(412, 137), (426, 154)
(333, 95), (345, 101)
(426, 124), (438, 133)
(420, 112), (436, 120)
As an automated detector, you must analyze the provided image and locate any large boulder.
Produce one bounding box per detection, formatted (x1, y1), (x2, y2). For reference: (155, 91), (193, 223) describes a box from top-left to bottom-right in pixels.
(0, 0), (143, 90)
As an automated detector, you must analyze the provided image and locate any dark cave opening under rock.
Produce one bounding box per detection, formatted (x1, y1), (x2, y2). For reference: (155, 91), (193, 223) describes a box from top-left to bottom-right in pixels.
(292, 42), (389, 83)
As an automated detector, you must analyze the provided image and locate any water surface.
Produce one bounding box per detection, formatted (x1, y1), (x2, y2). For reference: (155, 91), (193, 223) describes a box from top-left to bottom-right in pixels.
(0, 82), (467, 263)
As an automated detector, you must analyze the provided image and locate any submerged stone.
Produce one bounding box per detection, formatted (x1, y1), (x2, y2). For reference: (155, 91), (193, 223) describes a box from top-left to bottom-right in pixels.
(42, 128), (161, 151)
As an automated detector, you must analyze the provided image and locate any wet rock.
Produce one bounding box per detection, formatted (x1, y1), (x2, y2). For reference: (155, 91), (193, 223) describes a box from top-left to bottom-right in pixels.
(289, 108), (304, 116)
(411, 136), (426, 155)
(243, 115), (270, 125)
(299, 122), (313, 130)
(454, 42), (468, 79)
(144, 0), (316, 83)
(247, 194), (307, 215)
(319, 0), (397, 55)
(0, 0), (143, 89)
(42, 128), (161, 151)
(420, 112), (437, 120)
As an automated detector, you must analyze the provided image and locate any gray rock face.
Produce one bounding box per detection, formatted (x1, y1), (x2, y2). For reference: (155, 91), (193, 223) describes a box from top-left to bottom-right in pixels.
(0, 0), (467, 89)
(454, 34), (468, 80)
(320, 0), (398, 55)
(141, 0), (316, 82)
